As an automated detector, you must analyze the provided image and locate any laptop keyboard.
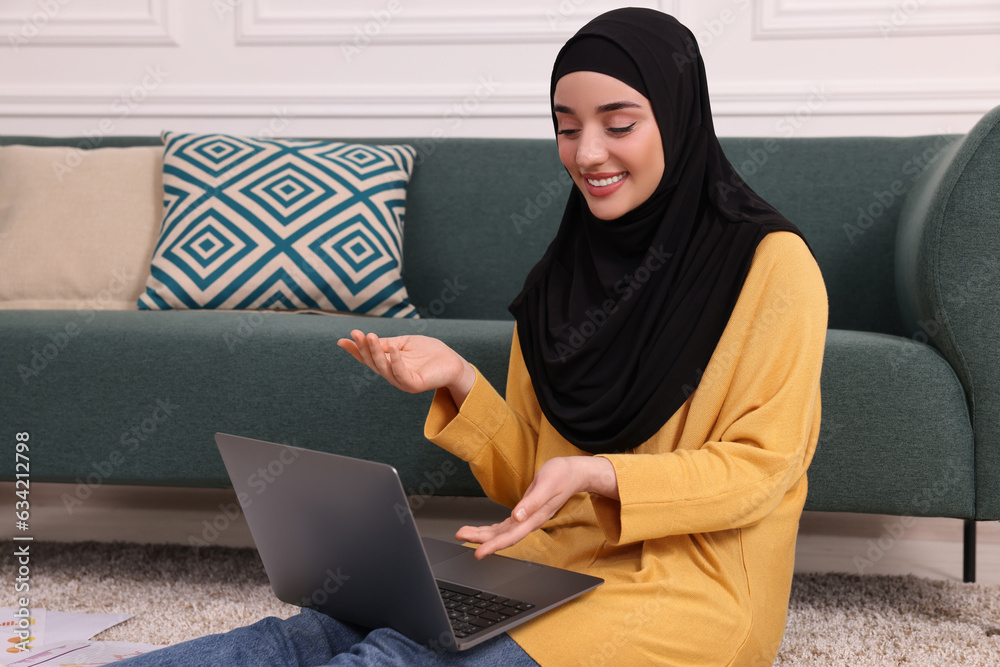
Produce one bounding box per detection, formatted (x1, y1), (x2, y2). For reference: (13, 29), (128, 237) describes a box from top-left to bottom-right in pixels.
(437, 582), (536, 639)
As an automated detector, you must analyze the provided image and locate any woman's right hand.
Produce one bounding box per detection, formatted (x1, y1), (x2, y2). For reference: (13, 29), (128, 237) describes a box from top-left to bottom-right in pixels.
(337, 330), (476, 406)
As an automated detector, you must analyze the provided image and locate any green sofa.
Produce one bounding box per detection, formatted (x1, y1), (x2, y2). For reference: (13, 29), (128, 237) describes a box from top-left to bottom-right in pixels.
(2, 106), (998, 580)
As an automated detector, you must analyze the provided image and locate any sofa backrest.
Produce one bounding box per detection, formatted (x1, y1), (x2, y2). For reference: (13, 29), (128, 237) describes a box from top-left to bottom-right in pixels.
(0, 131), (968, 336)
(399, 133), (967, 338)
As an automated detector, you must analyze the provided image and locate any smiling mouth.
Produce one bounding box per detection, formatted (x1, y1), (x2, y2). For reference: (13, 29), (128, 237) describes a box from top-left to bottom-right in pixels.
(585, 172), (627, 187)
(582, 171), (628, 197)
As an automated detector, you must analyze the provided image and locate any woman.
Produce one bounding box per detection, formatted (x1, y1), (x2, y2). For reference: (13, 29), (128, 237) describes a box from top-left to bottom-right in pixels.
(121, 7), (826, 666)
(341, 7), (825, 665)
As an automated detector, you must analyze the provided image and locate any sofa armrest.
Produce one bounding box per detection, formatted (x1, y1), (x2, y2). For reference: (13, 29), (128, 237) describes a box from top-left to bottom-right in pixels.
(895, 104), (1000, 520)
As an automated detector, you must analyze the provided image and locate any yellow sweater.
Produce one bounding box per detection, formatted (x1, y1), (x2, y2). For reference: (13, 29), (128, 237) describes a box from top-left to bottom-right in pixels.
(424, 231), (828, 666)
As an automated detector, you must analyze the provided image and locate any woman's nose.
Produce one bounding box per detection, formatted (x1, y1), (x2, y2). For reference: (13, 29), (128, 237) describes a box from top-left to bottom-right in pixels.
(575, 129), (608, 167)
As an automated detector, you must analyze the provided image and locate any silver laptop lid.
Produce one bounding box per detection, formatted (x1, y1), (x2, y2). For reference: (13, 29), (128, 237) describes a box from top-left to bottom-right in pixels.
(214, 433), (454, 648)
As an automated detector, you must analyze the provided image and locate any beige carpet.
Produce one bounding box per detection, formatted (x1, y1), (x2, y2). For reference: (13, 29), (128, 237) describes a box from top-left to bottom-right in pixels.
(3, 541), (1000, 665)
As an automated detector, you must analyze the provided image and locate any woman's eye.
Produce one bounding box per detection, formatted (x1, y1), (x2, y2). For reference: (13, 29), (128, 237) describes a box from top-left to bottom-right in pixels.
(608, 122), (637, 135)
(557, 121), (636, 137)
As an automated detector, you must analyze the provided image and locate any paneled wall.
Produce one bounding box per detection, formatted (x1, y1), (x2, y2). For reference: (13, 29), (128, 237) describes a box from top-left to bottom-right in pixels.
(1, 0), (998, 139)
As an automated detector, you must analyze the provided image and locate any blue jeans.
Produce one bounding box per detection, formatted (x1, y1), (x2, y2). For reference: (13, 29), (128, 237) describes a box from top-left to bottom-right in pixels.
(115, 608), (538, 666)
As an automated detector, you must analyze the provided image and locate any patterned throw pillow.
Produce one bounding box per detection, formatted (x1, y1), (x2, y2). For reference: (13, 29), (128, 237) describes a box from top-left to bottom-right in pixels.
(139, 132), (419, 317)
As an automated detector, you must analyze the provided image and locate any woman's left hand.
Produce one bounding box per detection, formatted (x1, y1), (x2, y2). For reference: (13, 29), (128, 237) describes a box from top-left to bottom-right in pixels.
(455, 456), (619, 559)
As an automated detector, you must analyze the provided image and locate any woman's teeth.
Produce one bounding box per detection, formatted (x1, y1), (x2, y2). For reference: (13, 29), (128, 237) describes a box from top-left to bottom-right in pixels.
(586, 173), (626, 187)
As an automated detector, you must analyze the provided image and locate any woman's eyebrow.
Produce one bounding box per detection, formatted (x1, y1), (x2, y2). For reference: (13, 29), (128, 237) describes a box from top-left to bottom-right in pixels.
(596, 101), (642, 113)
(552, 101), (643, 115)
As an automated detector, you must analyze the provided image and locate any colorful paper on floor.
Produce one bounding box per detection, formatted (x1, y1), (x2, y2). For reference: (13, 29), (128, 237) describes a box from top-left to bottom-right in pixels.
(0, 609), (141, 665)
(3, 640), (164, 665)
(0, 608), (45, 656)
(43, 611), (133, 645)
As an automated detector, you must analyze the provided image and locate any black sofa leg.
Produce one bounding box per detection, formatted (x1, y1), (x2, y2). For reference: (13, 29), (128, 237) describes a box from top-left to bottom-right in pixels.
(963, 519), (976, 583)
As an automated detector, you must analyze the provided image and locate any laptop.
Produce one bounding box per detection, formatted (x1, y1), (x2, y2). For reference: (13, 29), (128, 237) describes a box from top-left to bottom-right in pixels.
(214, 433), (603, 652)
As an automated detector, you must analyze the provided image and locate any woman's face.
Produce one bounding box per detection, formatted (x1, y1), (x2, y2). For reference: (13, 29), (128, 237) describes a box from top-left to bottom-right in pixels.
(553, 70), (664, 221)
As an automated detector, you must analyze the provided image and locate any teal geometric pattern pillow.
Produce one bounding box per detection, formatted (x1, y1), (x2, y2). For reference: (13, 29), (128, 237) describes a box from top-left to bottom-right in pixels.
(138, 132), (419, 317)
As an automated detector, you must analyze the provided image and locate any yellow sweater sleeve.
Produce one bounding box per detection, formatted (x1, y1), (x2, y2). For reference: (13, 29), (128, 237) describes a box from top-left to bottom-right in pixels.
(591, 232), (828, 544)
(423, 326), (543, 508)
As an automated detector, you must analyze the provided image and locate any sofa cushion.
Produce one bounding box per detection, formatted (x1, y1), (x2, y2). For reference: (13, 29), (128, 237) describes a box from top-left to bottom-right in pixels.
(0, 144), (162, 309)
(0, 309), (512, 492)
(139, 133), (419, 316)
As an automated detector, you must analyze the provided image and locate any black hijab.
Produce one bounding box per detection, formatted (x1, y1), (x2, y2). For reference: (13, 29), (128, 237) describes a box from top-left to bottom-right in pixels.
(508, 8), (811, 455)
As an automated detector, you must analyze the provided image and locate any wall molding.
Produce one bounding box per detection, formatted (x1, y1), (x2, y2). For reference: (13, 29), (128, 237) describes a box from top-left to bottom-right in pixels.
(754, 0), (1000, 39)
(1, 0), (177, 48)
(235, 0), (681, 46)
(1, 79), (996, 121)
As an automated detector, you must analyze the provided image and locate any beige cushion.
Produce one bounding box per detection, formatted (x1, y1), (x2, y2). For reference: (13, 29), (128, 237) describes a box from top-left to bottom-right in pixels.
(0, 145), (163, 310)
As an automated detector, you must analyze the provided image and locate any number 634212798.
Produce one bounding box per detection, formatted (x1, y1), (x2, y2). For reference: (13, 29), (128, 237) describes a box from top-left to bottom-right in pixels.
(15, 432), (29, 511)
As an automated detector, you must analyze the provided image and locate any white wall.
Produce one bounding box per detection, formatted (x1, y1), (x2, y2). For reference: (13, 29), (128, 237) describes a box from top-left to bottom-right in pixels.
(0, 0), (997, 140)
